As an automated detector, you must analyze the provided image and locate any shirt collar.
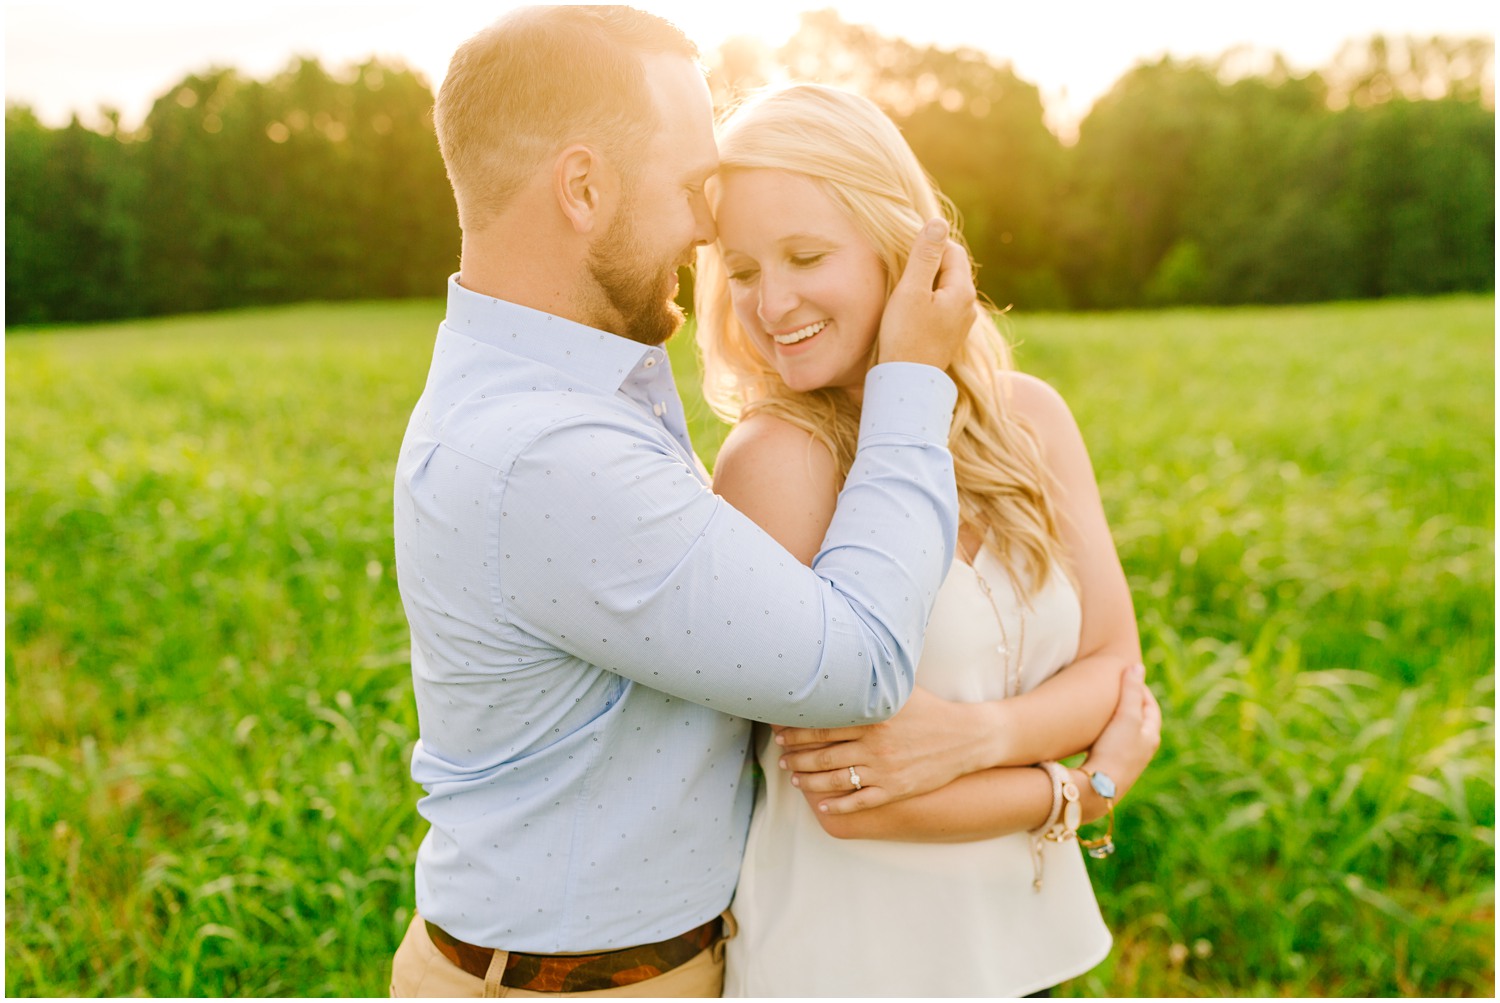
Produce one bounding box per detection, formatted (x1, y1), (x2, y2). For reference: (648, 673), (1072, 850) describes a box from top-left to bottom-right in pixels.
(442, 273), (669, 394)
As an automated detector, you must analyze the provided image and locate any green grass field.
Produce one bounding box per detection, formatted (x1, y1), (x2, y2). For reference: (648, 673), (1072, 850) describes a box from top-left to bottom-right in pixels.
(6, 295), (1494, 996)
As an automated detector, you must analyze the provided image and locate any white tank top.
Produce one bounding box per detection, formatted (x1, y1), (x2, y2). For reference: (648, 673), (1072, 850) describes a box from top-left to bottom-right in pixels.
(724, 550), (1112, 997)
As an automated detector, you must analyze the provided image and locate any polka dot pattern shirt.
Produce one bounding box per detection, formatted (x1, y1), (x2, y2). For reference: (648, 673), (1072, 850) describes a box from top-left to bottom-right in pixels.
(392, 276), (959, 951)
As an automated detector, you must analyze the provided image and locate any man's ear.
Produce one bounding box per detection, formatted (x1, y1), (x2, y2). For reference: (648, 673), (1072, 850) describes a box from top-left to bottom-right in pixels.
(554, 144), (617, 235)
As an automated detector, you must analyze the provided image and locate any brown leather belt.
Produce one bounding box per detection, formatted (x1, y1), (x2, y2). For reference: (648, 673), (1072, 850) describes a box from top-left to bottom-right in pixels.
(425, 916), (720, 993)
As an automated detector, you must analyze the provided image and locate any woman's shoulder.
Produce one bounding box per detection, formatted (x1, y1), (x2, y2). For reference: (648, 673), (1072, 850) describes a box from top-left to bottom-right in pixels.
(998, 370), (1079, 438)
(712, 412), (842, 565)
(714, 411), (838, 482)
(992, 370), (1102, 503)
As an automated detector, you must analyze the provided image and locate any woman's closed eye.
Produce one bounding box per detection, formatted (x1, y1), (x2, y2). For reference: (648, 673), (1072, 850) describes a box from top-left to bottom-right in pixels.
(726, 250), (829, 283)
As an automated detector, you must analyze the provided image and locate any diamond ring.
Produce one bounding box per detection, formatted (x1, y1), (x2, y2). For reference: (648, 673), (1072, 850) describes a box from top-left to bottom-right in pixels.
(848, 766), (862, 791)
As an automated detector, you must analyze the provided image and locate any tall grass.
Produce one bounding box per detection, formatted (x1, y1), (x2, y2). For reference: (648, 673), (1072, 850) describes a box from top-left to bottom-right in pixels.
(6, 296), (1493, 996)
(1012, 300), (1494, 996)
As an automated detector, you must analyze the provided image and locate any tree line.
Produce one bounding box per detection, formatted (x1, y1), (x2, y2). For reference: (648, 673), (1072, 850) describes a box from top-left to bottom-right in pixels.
(5, 13), (1493, 326)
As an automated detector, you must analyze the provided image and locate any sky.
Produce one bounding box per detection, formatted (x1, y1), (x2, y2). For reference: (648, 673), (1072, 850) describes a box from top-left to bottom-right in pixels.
(5, 1), (1495, 140)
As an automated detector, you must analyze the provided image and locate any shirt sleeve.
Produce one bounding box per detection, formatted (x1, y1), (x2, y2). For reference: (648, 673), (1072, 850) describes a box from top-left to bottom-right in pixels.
(498, 363), (959, 727)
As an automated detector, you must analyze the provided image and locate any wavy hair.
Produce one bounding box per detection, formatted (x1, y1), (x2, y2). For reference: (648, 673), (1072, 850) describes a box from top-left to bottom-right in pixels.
(695, 84), (1065, 595)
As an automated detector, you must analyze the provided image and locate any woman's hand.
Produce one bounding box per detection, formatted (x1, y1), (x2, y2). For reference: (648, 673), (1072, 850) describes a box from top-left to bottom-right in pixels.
(1076, 663), (1162, 823)
(773, 687), (1001, 812)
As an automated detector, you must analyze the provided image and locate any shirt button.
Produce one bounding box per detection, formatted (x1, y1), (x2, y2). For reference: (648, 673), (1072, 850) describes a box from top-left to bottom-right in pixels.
(643, 356), (658, 368)
(653, 403), (665, 416)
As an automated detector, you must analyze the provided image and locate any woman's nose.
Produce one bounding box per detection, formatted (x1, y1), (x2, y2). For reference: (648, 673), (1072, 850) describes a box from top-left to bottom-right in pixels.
(756, 271), (798, 327)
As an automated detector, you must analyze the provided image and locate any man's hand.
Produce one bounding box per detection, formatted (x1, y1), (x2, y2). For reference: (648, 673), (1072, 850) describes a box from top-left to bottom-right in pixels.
(773, 687), (998, 814)
(876, 218), (977, 371)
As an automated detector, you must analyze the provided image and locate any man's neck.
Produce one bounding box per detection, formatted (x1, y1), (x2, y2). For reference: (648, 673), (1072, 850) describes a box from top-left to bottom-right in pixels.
(458, 219), (589, 327)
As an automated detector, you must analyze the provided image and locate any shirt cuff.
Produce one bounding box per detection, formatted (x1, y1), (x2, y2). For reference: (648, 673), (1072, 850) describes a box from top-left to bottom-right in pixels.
(857, 362), (958, 447)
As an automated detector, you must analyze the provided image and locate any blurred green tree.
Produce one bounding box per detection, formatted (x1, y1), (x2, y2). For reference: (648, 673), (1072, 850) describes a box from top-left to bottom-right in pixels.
(1061, 36), (1493, 307)
(8, 56), (455, 324)
(3, 29), (1491, 325)
(6, 106), (142, 323)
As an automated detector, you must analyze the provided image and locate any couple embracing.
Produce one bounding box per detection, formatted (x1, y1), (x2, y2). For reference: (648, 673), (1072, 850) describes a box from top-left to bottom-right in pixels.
(390, 6), (1160, 998)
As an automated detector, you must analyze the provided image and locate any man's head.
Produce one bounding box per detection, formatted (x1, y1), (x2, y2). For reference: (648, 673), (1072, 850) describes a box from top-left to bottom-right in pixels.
(436, 6), (718, 345)
(435, 5), (695, 231)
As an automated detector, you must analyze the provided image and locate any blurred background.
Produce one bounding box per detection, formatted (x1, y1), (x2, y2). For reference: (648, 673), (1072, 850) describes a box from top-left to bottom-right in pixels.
(6, 0), (1495, 322)
(5, 1), (1495, 997)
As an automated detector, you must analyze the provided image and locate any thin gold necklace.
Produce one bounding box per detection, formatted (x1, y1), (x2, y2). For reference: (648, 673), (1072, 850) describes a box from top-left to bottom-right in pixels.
(968, 545), (1024, 699)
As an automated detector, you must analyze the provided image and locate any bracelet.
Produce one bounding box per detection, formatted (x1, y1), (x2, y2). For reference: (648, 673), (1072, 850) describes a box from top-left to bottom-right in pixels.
(1079, 767), (1117, 858)
(1043, 770), (1083, 844)
(1033, 761), (1067, 835)
(1029, 761), (1077, 891)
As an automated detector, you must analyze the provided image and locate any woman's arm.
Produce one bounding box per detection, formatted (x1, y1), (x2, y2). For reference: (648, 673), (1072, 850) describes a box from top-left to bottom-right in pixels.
(776, 373), (1142, 813)
(714, 389), (1153, 843)
(970, 372), (1141, 763)
(816, 664), (1160, 841)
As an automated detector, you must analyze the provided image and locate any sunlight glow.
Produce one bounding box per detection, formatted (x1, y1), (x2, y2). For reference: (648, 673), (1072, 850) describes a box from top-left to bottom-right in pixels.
(5, 0), (1494, 140)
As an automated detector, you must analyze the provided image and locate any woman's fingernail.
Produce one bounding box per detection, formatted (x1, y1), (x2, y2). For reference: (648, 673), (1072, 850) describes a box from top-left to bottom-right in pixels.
(774, 734), (785, 746)
(790, 775), (800, 787)
(923, 218), (947, 240)
(777, 758), (787, 770)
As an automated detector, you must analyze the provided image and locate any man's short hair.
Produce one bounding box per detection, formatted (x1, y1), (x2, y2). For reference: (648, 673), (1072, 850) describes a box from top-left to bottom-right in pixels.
(435, 5), (698, 233)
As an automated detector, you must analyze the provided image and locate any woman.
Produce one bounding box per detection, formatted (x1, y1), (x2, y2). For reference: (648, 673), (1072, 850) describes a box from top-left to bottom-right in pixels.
(694, 84), (1162, 997)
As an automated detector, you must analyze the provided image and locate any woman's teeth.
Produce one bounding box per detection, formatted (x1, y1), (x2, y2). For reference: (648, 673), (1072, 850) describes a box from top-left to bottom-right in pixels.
(773, 320), (828, 345)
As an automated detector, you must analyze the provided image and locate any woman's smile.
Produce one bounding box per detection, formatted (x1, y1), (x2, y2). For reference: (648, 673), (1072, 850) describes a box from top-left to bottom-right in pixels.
(771, 318), (829, 346)
(713, 167), (888, 395)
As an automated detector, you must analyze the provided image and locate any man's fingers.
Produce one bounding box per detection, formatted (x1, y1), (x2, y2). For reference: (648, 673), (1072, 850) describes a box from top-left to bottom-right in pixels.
(894, 217), (950, 293)
(931, 238), (975, 297)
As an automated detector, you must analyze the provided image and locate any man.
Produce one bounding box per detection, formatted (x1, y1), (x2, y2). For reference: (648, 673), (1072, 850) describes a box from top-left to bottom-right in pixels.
(390, 6), (976, 996)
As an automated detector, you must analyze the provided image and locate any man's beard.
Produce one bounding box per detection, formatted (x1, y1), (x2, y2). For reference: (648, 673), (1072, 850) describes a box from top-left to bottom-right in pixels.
(585, 197), (685, 347)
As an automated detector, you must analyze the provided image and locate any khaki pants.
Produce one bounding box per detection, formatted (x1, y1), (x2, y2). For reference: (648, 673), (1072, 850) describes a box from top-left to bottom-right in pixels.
(389, 914), (731, 998)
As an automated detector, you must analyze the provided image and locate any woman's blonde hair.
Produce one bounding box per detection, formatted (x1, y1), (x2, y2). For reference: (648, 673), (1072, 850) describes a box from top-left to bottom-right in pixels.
(695, 83), (1065, 594)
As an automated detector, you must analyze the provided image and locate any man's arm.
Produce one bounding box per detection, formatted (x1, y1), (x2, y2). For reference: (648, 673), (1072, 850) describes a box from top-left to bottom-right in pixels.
(497, 223), (975, 727)
(498, 372), (954, 726)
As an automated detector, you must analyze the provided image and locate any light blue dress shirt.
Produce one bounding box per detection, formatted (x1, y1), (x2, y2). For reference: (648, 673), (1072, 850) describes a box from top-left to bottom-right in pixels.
(393, 276), (959, 951)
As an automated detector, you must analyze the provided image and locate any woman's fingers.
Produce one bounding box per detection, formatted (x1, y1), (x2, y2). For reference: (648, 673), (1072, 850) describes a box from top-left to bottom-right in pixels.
(778, 741), (859, 773)
(780, 756), (892, 814)
(774, 724), (867, 749)
(813, 786), (892, 815)
(1082, 662), (1164, 808)
(790, 764), (867, 794)
(1140, 676), (1163, 745)
(1118, 662), (1145, 718)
